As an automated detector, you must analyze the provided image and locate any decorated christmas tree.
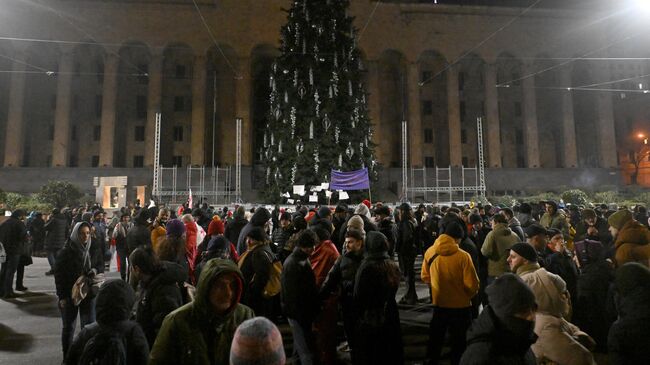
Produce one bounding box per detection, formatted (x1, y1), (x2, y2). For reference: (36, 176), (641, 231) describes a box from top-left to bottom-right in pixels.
(261, 0), (377, 202)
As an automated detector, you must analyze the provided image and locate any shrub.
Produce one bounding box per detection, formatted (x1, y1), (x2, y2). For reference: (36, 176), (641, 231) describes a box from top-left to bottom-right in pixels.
(37, 181), (83, 209)
(561, 189), (590, 206)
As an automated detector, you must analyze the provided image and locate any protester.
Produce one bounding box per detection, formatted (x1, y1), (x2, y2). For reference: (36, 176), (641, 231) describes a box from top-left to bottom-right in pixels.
(149, 259), (254, 365)
(111, 213), (131, 280)
(460, 274), (538, 365)
(238, 227), (274, 317)
(607, 209), (650, 267)
(480, 214), (519, 284)
(354, 231), (403, 365)
(525, 223), (552, 266)
(396, 202), (419, 305)
(331, 204), (348, 252)
(230, 317), (286, 365)
(64, 279), (149, 365)
(151, 208), (170, 252)
(540, 201), (570, 239)
(130, 246), (187, 347)
(54, 221), (104, 358)
(126, 209), (151, 255)
(44, 208), (68, 276)
(574, 208), (612, 248)
(502, 208), (525, 241)
(0, 209), (27, 298)
(281, 229), (320, 365)
(272, 211), (293, 254)
(421, 222), (479, 365)
(226, 206), (248, 247)
(237, 207), (271, 255)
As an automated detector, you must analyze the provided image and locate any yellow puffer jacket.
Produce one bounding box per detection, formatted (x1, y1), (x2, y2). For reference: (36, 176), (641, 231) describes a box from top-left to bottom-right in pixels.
(421, 234), (479, 308)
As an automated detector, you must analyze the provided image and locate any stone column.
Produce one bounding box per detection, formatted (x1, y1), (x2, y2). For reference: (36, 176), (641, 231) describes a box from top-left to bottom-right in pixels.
(3, 53), (27, 167)
(366, 60), (384, 164)
(596, 91), (618, 168)
(99, 53), (119, 167)
(234, 57), (251, 165)
(484, 63), (502, 167)
(447, 64), (462, 166)
(406, 62), (423, 168)
(144, 52), (163, 167)
(190, 55), (207, 166)
(52, 50), (75, 167)
(560, 66), (578, 168)
(522, 63), (540, 168)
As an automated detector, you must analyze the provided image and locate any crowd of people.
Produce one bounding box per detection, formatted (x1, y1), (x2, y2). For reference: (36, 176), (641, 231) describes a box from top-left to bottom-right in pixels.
(0, 198), (649, 365)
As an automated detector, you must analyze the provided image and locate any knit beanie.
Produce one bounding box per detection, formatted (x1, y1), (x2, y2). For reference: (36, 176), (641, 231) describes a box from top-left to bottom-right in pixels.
(207, 216), (225, 236)
(509, 242), (538, 262)
(616, 262), (650, 297)
(318, 206), (332, 219)
(354, 204), (370, 218)
(525, 223), (547, 238)
(487, 273), (537, 321)
(165, 219), (186, 238)
(230, 317), (286, 365)
(608, 209), (633, 230)
(444, 222), (464, 240)
(348, 215), (365, 230)
(362, 199), (371, 209)
(582, 208), (596, 220)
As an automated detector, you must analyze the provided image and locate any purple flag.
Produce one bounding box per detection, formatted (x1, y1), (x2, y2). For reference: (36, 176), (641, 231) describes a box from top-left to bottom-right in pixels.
(330, 168), (370, 191)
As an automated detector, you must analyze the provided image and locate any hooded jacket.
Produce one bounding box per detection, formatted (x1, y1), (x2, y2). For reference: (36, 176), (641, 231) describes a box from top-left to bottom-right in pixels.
(149, 259), (254, 365)
(236, 208), (271, 254)
(540, 211), (570, 239)
(608, 288), (650, 365)
(531, 312), (596, 365)
(516, 263), (570, 319)
(613, 219), (650, 267)
(0, 212), (27, 256)
(136, 261), (188, 347)
(44, 213), (68, 251)
(65, 279), (149, 365)
(281, 247), (320, 323)
(508, 217), (525, 241)
(310, 239), (340, 287)
(54, 222), (104, 300)
(460, 306), (537, 365)
(421, 234), (479, 308)
(481, 223), (519, 277)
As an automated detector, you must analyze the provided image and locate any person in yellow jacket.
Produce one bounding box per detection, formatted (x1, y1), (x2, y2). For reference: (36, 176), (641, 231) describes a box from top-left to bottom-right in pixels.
(421, 222), (479, 365)
(150, 208), (170, 253)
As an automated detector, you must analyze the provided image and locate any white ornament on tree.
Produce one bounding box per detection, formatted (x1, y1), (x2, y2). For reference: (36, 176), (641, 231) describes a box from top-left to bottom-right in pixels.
(335, 126), (340, 144)
(322, 114), (331, 132)
(278, 140), (282, 153)
(346, 142), (354, 159)
(296, 139), (304, 154)
(309, 121), (314, 139)
(309, 67), (314, 86)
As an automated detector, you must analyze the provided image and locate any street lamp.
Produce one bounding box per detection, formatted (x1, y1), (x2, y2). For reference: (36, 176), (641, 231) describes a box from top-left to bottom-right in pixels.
(631, 131), (650, 185)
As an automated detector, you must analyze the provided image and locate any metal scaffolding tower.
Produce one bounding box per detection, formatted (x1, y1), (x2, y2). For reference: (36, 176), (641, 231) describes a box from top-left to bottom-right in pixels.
(401, 120), (408, 202)
(152, 112), (161, 198)
(234, 117), (243, 204)
(477, 116), (487, 196)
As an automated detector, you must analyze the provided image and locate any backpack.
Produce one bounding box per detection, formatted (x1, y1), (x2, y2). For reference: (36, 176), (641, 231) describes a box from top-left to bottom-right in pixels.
(238, 246), (282, 299)
(78, 323), (136, 365)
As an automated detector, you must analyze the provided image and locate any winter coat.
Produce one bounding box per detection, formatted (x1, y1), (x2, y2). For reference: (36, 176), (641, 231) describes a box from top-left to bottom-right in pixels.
(0, 215), (27, 256)
(338, 214), (378, 245)
(460, 306), (537, 365)
(531, 312), (596, 365)
(54, 223), (104, 300)
(481, 223), (519, 277)
(516, 263), (570, 319)
(225, 217), (248, 251)
(320, 250), (363, 309)
(517, 213), (536, 229)
(421, 234), (479, 308)
(184, 221), (198, 281)
(508, 217), (525, 241)
(126, 220), (151, 254)
(65, 280), (149, 365)
(331, 214), (347, 251)
(574, 217), (612, 248)
(149, 259), (255, 365)
(238, 243), (274, 315)
(377, 217), (397, 255)
(540, 212), (570, 239)
(151, 225), (166, 252)
(271, 226), (292, 253)
(29, 216), (46, 246)
(613, 220), (650, 267)
(353, 235), (403, 365)
(545, 251), (579, 303)
(310, 240), (340, 287)
(573, 261), (612, 351)
(608, 288), (650, 365)
(236, 208), (270, 254)
(281, 247), (320, 323)
(45, 216), (66, 243)
(395, 217), (418, 255)
(136, 261), (187, 347)
(111, 222), (130, 251)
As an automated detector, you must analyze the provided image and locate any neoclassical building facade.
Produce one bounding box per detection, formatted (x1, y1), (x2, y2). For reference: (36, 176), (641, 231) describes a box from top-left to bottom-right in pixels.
(0, 0), (646, 197)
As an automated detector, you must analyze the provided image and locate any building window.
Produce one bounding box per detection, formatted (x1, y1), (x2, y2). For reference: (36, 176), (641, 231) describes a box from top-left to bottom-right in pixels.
(424, 128), (433, 144)
(514, 102), (522, 117)
(174, 96), (185, 112)
(95, 95), (103, 118)
(135, 126), (145, 142)
(173, 126), (184, 142)
(133, 155), (144, 168)
(461, 129), (467, 144)
(422, 100), (433, 116)
(93, 125), (101, 141)
(460, 101), (466, 121)
(71, 125), (77, 141)
(458, 72), (465, 91)
(172, 155), (183, 166)
(137, 64), (149, 84)
(421, 71), (432, 83)
(91, 155), (99, 167)
(136, 95), (147, 119)
(176, 64), (186, 79)
(425, 156), (435, 168)
(49, 125), (54, 140)
(462, 156), (469, 166)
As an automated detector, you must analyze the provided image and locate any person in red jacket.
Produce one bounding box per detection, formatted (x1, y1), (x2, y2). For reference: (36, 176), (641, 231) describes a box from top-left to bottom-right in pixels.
(181, 214), (198, 284)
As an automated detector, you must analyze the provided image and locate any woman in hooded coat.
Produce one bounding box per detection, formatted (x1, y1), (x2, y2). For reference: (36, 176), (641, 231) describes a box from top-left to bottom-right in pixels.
(54, 221), (104, 358)
(353, 231), (403, 365)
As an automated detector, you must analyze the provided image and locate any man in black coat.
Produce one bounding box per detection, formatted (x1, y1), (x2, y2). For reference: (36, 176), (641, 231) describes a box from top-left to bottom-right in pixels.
(574, 208), (612, 249)
(236, 207), (271, 255)
(281, 229), (320, 365)
(126, 209), (151, 255)
(0, 209), (27, 298)
(239, 227), (274, 317)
